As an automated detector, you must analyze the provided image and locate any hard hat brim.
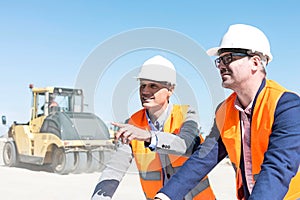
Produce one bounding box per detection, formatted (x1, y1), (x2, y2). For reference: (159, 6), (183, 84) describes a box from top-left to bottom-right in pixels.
(206, 46), (241, 56)
(206, 47), (220, 56)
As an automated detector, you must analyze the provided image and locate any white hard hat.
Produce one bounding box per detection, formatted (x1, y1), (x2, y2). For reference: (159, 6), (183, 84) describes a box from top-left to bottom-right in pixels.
(207, 24), (273, 62)
(136, 55), (176, 85)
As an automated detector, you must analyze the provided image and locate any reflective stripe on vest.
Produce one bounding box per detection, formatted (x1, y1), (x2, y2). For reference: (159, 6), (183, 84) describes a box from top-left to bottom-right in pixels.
(189, 177), (210, 197)
(139, 171), (161, 181)
(216, 80), (300, 200)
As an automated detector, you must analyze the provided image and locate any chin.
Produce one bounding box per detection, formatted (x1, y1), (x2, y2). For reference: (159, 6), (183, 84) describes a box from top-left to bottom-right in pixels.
(222, 83), (229, 88)
(222, 83), (234, 90)
(142, 102), (151, 108)
(222, 80), (231, 88)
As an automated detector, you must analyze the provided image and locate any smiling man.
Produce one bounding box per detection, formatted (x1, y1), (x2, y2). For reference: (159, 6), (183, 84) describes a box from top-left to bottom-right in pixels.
(155, 24), (300, 200)
(91, 55), (215, 200)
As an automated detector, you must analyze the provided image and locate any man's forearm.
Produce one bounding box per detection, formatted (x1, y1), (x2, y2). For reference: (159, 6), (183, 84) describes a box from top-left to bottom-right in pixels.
(157, 135), (224, 200)
(92, 144), (133, 199)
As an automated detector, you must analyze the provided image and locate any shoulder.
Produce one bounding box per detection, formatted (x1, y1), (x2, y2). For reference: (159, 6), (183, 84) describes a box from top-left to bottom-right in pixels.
(276, 92), (300, 114)
(215, 92), (236, 114)
(173, 104), (199, 124)
(279, 91), (300, 102)
(172, 104), (196, 115)
(130, 108), (146, 118)
(273, 92), (300, 127)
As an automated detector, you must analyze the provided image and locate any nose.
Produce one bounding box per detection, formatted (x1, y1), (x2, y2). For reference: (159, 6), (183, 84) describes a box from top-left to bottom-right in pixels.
(216, 62), (227, 70)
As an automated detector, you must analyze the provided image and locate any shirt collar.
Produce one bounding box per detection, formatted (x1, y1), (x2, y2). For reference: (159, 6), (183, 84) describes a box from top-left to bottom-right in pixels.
(234, 98), (253, 115)
(146, 103), (173, 131)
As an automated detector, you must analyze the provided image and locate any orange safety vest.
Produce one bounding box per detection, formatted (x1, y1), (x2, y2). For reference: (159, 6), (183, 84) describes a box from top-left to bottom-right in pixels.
(129, 105), (215, 200)
(216, 80), (300, 200)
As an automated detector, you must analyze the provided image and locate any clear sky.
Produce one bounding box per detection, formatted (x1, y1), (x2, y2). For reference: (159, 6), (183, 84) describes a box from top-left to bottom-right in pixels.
(1, 1), (299, 134)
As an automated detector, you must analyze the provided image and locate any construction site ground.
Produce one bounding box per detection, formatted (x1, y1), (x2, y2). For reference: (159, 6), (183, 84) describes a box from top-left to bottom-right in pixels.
(0, 138), (237, 200)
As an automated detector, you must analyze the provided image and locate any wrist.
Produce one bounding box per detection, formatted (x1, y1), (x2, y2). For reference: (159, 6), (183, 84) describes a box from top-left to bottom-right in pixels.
(145, 130), (151, 143)
(154, 193), (171, 200)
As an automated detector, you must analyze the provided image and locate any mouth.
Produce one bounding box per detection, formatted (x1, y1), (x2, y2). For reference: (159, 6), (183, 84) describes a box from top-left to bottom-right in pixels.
(220, 68), (231, 76)
(142, 96), (154, 103)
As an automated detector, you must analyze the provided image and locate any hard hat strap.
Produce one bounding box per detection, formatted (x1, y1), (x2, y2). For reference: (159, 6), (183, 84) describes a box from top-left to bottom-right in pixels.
(218, 48), (250, 55)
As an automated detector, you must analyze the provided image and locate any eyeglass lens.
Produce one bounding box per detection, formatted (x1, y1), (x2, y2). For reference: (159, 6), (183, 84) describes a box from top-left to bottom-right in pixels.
(214, 53), (249, 67)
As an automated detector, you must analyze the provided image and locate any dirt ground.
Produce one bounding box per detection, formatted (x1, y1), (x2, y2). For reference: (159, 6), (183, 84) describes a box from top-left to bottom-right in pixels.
(0, 138), (236, 200)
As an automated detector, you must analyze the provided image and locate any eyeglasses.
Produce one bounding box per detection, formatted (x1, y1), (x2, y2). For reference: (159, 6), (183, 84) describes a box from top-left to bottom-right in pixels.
(214, 53), (250, 67)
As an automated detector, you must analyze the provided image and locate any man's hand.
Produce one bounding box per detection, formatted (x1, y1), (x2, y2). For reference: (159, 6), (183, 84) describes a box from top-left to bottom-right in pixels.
(112, 122), (151, 144)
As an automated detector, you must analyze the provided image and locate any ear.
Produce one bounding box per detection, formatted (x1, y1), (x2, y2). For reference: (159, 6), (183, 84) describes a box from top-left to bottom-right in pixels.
(168, 86), (174, 96)
(250, 55), (261, 71)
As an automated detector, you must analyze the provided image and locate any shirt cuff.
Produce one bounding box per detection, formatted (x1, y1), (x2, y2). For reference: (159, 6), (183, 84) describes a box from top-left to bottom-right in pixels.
(145, 131), (158, 151)
(155, 193), (171, 200)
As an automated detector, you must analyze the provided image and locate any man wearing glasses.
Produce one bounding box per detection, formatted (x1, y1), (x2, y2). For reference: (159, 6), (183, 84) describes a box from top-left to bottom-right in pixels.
(155, 24), (300, 200)
(91, 55), (215, 200)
